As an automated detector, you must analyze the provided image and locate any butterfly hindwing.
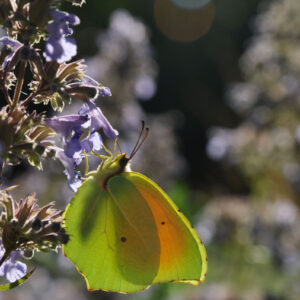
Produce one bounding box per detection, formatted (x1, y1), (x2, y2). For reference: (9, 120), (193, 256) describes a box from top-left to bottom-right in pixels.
(63, 177), (160, 293)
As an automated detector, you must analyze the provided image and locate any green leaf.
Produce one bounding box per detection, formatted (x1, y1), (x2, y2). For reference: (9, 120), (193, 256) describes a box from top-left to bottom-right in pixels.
(0, 268), (35, 291)
(28, 153), (42, 170)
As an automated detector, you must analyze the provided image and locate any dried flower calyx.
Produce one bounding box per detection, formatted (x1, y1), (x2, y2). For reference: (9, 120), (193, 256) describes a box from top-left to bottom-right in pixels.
(0, 104), (56, 169)
(0, 186), (68, 261)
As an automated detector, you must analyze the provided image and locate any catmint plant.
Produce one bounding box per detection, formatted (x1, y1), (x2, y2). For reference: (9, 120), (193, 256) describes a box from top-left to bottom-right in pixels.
(0, 0), (116, 289)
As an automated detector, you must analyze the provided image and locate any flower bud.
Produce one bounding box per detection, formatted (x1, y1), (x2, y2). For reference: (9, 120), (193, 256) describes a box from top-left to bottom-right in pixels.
(31, 217), (43, 232)
(23, 249), (34, 259)
(50, 222), (61, 233)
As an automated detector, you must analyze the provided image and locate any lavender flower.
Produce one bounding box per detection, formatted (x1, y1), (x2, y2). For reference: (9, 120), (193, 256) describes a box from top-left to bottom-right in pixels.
(0, 37), (22, 68)
(82, 75), (112, 97)
(57, 151), (82, 192)
(80, 131), (103, 153)
(45, 115), (87, 189)
(65, 128), (102, 160)
(44, 9), (80, 63)
(58, 129), (102, 191)
(79, 100), (118, 140)
(45, 112), (104, 160)
(46, 100), (117, 192)
(45, 115), (88, 139)
(0, 244), (27, 283)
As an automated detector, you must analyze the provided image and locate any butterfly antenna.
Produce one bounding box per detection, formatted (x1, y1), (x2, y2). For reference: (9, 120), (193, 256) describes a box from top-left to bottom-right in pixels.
(130, 121), (145, 157)
(117, 139), (122, 154)
(129, 122), (149, 159)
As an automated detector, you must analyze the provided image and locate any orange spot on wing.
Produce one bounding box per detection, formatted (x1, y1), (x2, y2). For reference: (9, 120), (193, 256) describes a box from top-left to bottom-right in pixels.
(134, 184), (189, 269)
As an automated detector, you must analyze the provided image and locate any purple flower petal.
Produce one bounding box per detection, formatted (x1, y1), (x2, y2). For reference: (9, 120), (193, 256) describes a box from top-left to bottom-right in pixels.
(88, 131), (103, 151)
(81, 75), (112, 98)
(82, 75), (100, 87)
(0, 36), (23, 68)
(58, 151), (82, 192)
(64, 130), (83, 165)
(0, 37), (22, 50)
(0, 245), (27, 283)
(44, 9), (80, 63)
(50, 10), (80, 28)
(10, 251), (22, 262)
(45, 115), (88, 138)
(78, 104), (90, 116)
(45, 36), (77, 63)
(86, 100), (118, 139)
(81, 131), (103, 152)
(2, 260), (27, 283)
(99, 86), (112, 97)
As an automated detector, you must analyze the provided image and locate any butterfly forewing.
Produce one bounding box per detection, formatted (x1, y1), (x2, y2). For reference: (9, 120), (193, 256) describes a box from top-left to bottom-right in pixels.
(63, 178), (160, 293)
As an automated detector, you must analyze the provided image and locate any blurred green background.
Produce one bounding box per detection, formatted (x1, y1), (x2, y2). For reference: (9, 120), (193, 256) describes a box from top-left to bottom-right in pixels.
(4, 0), (300, 299)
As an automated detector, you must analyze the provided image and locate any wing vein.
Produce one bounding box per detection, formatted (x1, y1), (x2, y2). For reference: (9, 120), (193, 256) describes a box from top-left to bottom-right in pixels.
(107, 189), (154, 257)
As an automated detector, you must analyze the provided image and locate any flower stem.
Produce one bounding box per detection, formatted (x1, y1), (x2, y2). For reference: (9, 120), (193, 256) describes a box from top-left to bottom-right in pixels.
(11, 61), (26, 110)
(21, 89), (39, 107)
(2, 86), (12, 106)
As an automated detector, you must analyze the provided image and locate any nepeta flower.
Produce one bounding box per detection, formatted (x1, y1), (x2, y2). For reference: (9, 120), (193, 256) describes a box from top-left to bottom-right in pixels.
(44, 9), (80, 63)
(82, 75), (112, 97)
(46, 100), (117, 191)
(79, 100), (118, 140)
(57, 151), (82, 191)
(0, 37), (22, 69)
(80, 131), (103, 153)
(45, 115), (88, 139)
(64, 128), (102, 164)
(0, 246), (27, 283)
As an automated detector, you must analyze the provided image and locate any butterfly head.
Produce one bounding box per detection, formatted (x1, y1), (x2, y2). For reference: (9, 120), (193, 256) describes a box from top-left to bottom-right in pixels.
(92, 122), (149, 190)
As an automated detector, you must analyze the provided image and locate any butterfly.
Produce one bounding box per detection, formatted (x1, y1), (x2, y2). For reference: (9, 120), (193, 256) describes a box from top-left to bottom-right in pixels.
(62, 124), (207, 293)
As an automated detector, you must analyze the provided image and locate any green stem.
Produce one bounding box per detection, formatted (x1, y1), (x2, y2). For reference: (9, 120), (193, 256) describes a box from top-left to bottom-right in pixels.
(11, 61), (26, 110)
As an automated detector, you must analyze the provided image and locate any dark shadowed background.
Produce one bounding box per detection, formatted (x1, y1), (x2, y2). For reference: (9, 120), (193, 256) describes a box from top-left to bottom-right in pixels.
(4, 0), (300, 300)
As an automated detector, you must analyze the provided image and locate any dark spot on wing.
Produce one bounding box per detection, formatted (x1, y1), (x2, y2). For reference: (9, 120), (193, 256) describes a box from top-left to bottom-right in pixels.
(161, 221), (165, 225)
(121, 236), (127, 243)
(178, 209), (181, 213)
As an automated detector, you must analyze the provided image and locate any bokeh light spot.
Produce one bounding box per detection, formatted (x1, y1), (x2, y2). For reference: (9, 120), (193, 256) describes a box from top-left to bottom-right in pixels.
(154, 0), (215, 42)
